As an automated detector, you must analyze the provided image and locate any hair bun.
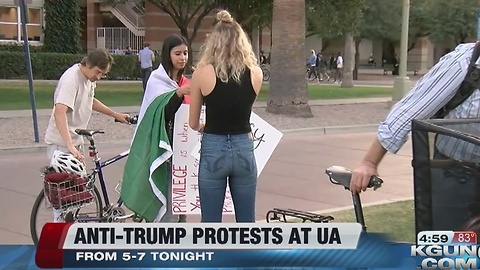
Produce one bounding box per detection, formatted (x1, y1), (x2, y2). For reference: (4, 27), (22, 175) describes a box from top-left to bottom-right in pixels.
(217, 10), (233, 23)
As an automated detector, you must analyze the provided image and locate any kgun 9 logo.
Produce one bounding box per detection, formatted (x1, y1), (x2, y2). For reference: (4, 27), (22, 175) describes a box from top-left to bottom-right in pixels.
(411, 245), (479, 269)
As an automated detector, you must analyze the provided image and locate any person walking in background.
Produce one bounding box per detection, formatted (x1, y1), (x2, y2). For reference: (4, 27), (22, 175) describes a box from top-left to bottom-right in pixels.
(138, 43), (155, 92)
(189, 10), (263, 223)
(125, 46), (133, 55)
(334, 52), (343, 84)
(328, 53), (336, 80)
(306, 49), (318, 81)
(316, 52), (329, 82)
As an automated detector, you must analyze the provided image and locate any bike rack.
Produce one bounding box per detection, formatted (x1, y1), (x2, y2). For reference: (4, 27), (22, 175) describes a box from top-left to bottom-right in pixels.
(266, 208), (334, 223)
(266, 166), (383, 233)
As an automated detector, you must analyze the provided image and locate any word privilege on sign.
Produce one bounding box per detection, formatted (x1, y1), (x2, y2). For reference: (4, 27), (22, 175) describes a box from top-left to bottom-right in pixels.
(61, 223), (362, 250)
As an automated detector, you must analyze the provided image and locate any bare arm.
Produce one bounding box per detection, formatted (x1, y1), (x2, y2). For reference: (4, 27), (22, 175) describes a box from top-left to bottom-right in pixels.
(189, 67), (203, 132)
(92, 98), (117, 117)
(53, 104), (74, 149)
(250, 65), (263, 96)
(92, 98), (129, 123)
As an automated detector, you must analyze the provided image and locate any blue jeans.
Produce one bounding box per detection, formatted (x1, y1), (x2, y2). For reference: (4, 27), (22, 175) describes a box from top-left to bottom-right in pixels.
(198, 133), (258, 222)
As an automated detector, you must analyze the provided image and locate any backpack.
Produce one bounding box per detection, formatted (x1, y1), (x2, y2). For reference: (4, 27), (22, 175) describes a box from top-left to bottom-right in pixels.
(434, 41), (480, 118)
(315, 55), (321, 67)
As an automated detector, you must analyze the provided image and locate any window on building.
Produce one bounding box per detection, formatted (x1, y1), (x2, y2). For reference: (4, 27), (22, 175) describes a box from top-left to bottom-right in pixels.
(0, 6), (43, 42)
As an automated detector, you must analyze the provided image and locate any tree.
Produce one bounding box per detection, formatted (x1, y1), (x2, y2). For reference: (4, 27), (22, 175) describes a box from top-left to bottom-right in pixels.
(43, 0), (82, 53)
(353, 0), (402, 79)
(148, 0), (220, 70)
(305, 0), (366, 86)
(427, 0), (479, 45)
(341, 34), (355, 88)
(216, 0), (273, 62)
(349, 0), (431, 79)
(306, 0), (365, 39)
(217, 0), (272, 31)
(106, 0), (219, 70)
(267, 0), (313, 118)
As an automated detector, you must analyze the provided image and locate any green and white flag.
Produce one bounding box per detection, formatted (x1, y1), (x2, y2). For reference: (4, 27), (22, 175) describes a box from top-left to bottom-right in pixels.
(120, 65), (178, 222)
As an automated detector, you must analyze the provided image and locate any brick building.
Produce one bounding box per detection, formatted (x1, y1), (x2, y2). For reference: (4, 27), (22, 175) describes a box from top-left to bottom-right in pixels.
(0, 0), (464, 72)
(86, 0), (272, 59)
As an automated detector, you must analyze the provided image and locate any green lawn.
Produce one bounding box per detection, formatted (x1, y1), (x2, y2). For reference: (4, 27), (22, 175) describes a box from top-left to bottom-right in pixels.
(0, 81), (392, 110)
(323, 200), (415, 243)
(270, 200), (415, 243)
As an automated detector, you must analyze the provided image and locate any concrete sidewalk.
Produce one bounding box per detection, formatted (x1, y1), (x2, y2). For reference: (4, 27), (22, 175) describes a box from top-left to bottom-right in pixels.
(0, 97), (392, 118)
(0, 131), (414, 244)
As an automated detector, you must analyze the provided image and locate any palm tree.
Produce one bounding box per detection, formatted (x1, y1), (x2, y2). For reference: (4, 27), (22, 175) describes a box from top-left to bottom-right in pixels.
(341, 34), (355, 88)
(266, 0), (313, 118)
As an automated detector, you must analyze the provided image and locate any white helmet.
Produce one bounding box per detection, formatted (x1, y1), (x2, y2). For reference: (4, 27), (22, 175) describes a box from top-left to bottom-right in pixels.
(51, 150), (87, 178)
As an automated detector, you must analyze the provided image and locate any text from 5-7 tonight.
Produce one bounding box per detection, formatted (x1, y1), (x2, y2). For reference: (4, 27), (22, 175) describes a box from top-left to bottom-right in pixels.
(75, 251), (214, 262)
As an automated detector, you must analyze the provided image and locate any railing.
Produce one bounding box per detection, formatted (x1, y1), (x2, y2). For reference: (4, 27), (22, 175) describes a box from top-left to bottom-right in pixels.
(125, 1), (145, 16)
(111, 2), (145, 29)
(96, 27), (144, 53)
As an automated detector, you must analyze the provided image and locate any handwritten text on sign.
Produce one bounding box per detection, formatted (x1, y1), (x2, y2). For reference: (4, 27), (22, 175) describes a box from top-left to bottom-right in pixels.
(190, 111), (283, 176)
(171, 105), (283, 215)
(171, 105), (233, 215)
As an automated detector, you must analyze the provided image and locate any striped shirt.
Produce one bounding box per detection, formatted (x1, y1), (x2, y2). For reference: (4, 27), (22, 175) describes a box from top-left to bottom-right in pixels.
(378, 43), (480, 161)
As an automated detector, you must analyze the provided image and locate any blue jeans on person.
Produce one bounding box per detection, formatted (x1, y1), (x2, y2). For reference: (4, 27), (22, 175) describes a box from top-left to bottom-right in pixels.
(198, 133), (258, 223)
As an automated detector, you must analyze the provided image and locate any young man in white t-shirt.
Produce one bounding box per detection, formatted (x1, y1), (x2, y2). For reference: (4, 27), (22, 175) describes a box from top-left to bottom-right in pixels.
(334, 52), (343, 84)
(44, 49), (130, 221)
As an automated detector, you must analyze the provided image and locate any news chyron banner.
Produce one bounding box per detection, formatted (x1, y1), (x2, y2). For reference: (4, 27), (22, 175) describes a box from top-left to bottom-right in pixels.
(33, 223), (414, 269)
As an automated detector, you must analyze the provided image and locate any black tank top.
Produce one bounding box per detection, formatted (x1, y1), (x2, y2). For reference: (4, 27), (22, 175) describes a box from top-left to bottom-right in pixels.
(203, 69), (257, 135)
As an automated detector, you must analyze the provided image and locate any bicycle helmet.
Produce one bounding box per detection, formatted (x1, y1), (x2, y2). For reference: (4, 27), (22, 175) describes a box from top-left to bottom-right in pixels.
(51, 150), (87, 178)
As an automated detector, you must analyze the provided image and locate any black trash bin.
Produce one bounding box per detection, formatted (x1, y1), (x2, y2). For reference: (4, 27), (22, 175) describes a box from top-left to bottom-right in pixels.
(392, 64), (399, 75)
(411, 118), (480, 239)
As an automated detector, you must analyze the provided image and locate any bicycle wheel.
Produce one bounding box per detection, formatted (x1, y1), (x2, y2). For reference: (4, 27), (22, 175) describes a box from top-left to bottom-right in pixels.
(30, 186), (103, 246)
(262, 68), (270, 81)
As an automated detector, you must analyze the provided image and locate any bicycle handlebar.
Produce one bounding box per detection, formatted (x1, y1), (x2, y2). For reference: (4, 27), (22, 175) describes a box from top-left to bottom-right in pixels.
(325, 165), (383, 191)
(114, 114), (138, 125)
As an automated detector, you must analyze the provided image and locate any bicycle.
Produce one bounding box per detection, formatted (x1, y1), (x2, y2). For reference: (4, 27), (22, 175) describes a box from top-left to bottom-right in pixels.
(266, 165), (383, 232)
(30, 115), (141, 246)
(261, 64), (270, 82)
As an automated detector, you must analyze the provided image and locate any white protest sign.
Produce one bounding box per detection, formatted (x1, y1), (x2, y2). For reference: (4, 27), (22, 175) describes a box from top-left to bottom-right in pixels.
(190, 111), (283, 176)
(171, 104), (283, 215)
(171, 105), (234, 215)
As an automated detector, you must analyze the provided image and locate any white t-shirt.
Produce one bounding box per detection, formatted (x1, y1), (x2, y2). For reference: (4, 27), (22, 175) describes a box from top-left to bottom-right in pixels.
(336, 56), (344, 68)
(44, 64), (95, 147)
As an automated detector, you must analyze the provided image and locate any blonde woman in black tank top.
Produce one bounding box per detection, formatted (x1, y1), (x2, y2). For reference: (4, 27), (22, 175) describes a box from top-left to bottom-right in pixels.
(189, 10), (263, 223)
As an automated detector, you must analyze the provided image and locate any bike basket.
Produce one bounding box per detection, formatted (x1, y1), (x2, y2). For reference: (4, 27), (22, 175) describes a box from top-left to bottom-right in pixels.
(43, 172), (94, 209)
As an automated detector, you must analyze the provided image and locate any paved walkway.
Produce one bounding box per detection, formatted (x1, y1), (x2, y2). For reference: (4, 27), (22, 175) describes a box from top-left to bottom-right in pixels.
(0, 131), (414, 244)
(0, 97), (392, 118)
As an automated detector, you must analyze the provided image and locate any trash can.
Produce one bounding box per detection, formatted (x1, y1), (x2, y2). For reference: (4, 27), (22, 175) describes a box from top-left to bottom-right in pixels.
(411, 118), (480, 238)
(392, 64), (399, 75)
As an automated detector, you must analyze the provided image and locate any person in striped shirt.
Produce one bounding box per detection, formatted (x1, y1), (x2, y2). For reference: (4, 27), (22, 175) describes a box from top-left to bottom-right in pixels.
(350, 42), (480, 230)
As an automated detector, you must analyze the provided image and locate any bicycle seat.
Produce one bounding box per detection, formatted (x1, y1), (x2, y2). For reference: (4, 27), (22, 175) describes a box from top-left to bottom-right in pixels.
(75, 129), (105, 137)
(325, 165), (383, 190)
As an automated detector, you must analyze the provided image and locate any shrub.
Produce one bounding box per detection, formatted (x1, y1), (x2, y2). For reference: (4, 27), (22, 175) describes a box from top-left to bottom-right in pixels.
(43, 0), (81, 53)
(0, 51), (158, 80)
(0, 44), (44, 53)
